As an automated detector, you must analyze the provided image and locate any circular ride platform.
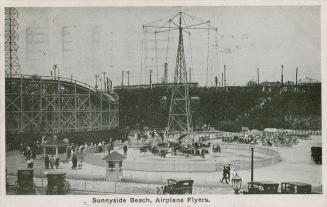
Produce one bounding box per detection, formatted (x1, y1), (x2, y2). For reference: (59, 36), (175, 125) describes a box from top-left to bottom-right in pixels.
(85, 142), (281, 173)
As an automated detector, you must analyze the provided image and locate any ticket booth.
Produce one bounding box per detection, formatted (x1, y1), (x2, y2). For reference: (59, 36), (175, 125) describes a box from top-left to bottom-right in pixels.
(103, 151), (125, 182)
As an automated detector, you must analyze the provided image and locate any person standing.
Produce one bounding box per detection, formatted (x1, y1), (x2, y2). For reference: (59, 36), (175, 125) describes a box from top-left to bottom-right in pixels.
(27, 158), (34, 169)
(107, 144), (111, 155)
(50, 155), (55, 169)
(44, 155), (50, 169)
(123, 145), (128, 156)
(72, 154), (77, 170)
(55, 157), (60, 169)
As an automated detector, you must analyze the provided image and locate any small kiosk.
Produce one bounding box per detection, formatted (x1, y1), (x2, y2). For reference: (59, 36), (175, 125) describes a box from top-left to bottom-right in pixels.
(41, 135), (68, 158)
(103, 151), (125, 182)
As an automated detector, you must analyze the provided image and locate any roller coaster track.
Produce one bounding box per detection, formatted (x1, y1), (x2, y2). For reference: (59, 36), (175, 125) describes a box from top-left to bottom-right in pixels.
(5, 74), (119, 133)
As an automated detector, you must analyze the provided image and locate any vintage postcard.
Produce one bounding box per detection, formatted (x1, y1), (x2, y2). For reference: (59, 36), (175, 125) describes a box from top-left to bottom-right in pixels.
(0, 1), (326, 207)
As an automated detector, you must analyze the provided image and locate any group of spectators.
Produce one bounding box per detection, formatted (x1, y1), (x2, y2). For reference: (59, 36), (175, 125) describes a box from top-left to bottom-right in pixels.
(20, 142), (41, 169)
(44, 154), (60, 169)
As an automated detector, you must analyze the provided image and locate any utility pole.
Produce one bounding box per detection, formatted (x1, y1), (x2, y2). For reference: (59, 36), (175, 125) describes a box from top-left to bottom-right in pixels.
(102, 72), (106, 91)
(121, 70), (124, 88)
(126, 70), (130, 86)
(221, 72), (224, 87)
(189, 67), (192, 83)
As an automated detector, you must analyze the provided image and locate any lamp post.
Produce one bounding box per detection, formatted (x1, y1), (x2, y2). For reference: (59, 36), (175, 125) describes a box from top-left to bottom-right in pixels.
(250, 141), (255, 190)
(231, 173), (242, 194)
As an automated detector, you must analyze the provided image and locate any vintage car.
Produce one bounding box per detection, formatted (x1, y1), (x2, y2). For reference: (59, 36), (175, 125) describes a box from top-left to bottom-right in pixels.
(46, 172), (70, 195)
(212, 144), (221, 153)
(161, 179), (193, 194)
(150, 146), (159, 155)
(139, 145), (150, 153)
(311, 146), (322, 164)
(159, 148), (168, 158)
(246, 181), (279, 194)
(281, 182), (312, 194)
(15, 169), (35, 194)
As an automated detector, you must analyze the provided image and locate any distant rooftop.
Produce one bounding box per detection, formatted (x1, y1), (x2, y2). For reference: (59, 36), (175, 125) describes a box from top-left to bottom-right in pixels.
(103, 151), (125, 161)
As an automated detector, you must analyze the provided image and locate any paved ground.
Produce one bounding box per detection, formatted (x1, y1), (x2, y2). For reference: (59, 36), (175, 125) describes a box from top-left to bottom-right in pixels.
(6, 135), (322, 194)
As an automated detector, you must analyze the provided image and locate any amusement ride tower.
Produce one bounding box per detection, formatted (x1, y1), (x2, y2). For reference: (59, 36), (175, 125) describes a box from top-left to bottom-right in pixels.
(167, 12), (192, 132)
(142, 12), (218, 133)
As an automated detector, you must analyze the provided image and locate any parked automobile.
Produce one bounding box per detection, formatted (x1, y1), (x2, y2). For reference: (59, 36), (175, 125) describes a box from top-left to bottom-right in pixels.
(281, 182), (312, 194)
(46, 172), (69, 195)
(161, 179), (193, 194)
(246, 181), (279, 194)
(311, 146), (322, 164)
(15, 169), (35, 194)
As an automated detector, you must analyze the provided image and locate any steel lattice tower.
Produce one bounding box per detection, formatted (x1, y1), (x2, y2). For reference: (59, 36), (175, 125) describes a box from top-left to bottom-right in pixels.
(167, 13), (192, 132)
(142, 12), (217, 132)
(5, 8), (21, 77)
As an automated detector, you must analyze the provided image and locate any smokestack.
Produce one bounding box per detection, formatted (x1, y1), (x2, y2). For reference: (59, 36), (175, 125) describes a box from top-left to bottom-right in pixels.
(95, 74), (98, 89)
(53, 64), (57, 79)
(126, 71), (130, 86)
(281, 64), (284, 86)
(221, 72), (224, 87)
(296, 66), (298, 90)
(257, 68), (260, 86)
(224, 65), (226, 88)
(149, 69), (153, 87)
(164, 63), (168, 83)
(121, 70), (124, 88)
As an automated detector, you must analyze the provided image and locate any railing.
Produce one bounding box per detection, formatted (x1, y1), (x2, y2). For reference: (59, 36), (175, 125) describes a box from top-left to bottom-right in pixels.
(6, 73), (119, 101)
(6, 175), (158, 194)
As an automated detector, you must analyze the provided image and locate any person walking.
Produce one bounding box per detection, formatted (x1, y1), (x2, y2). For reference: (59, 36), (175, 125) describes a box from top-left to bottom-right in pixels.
(220, 166), (228, 184)
(44, 154), (50, 169)
(226, 164), (231, 183)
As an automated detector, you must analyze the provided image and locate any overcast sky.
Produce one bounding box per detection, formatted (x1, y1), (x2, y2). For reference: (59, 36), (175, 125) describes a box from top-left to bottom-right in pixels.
(16, 6), (320, 87)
